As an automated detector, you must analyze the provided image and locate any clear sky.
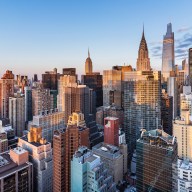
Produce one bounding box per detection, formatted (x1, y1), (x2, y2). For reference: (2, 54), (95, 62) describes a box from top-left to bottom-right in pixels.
(0, 0), (192, 78)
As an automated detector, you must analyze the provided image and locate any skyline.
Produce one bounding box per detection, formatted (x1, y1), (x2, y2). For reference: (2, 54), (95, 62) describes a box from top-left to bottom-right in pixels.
(0, 0), (192, 78)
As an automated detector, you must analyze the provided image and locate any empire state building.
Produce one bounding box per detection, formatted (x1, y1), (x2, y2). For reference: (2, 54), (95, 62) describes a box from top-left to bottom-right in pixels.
(136, 28), (151, 71)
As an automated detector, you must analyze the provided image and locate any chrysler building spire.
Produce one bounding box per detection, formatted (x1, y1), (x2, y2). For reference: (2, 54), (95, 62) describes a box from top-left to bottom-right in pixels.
(136, 26), (151, 71)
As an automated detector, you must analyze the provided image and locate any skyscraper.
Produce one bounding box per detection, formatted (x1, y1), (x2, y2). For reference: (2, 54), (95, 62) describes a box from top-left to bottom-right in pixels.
(161, 91), (173, 135)
(124, 71), (161, 154)
(81, 73), (103, 108)
(42, 68), (59, 90)
(24, 86), (33, 123)
(85, 49), (93, 74)
(189, 48), (192, 86)
(58, 75), (92, 124)
(0, 70), (14, 118)
(167, 76), (177, 118)
(136, 27), (151, 71)
(9, 93), (25, 137)
(162, 23), (175, 81)
(136, 129), (177, 192)
(32, 87), (54, 116)
(103, 69), (122, 107)
(53, 112), (90, 192)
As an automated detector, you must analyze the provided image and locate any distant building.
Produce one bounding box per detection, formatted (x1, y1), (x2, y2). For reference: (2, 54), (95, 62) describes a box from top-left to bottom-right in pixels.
(71, 146), (117, 192)
(0, 119), (17, 149)
(53, 112), (90, 192)
(92, 142), (127, 183)
(180, 87), (192, 115)
(18, 127), (53, 192)
(189, 48), (192, 86)
(42, 68), (59, 90)
(96, 105), (124, 128)
(136, 129), (177, 192)
(161, 91), (173, 135)
(87, 114), (103, 148)
(0, 131), (8, 153)
(104, 117), (119, 146)
(173, 110), (192, 161)
(162, 23), (175, 81)
(32, 87), (54, 116)
(24, 86), (33, 123)
(0, 70), (14, 118)
(0, 147), (33, 192)
(57, 75), (92, 124)
(28, 110), (65, 142)
(81, 73), (103, 107)
(103, 70), (122, 107)
(85, 49), (92, 74)
(9, 93), (25, 137)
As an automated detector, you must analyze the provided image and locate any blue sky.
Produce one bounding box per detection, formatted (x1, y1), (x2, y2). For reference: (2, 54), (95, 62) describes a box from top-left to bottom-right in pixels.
(0, 0), (192, 78)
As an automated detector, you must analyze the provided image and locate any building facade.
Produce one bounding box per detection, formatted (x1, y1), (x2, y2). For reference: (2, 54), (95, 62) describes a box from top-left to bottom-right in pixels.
(123, 71), (161, 154)
(0, 70), (14, 118)
(28, 110), (65, 142)
(18, 127), (53, 192)
(71, 146), (117, 192)
(104, 117), (119, 146)
(162, 23), (175, 81)
(32, 87), (54, 116)
(0, 147), (33, 192)
(136, 129), (177, 192)
(53, 112), (90, 192)
(9, 93), (25, 137)
(161, 91), (173, 135)
(92, 142), (126, 183)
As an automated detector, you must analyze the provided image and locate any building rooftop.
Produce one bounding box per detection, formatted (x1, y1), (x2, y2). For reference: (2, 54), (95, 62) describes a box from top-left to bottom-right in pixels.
(138, 129), (176, 150)
(92, 142), (121, 159)
(178, 159), (192, 170)
(0, 153), (31, 178)
(20, 135), (49, 147)
(105, 117), (118, 121)
(12, 147), (27, 155)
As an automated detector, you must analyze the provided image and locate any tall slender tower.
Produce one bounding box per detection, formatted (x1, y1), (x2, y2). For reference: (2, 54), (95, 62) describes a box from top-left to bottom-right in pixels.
(189, 48), (192, 86)
(162, 23), (175, 81)
(136, 27), (151, 71)
(85, 49), (93, 74)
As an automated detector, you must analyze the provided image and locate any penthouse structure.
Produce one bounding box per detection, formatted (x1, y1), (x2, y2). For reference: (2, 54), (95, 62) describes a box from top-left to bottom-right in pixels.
(18, 127), (53, 192)
(71, 146), (116, 192)
(0, 147), (33, 192)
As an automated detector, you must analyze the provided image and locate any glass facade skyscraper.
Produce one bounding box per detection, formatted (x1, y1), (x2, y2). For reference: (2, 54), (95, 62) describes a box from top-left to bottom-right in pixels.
(162, 23), (175, 81)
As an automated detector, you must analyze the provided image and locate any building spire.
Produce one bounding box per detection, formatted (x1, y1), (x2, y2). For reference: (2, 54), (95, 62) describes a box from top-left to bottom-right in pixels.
(88, 48), (90, 58)
(142, 23), (145, 38)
